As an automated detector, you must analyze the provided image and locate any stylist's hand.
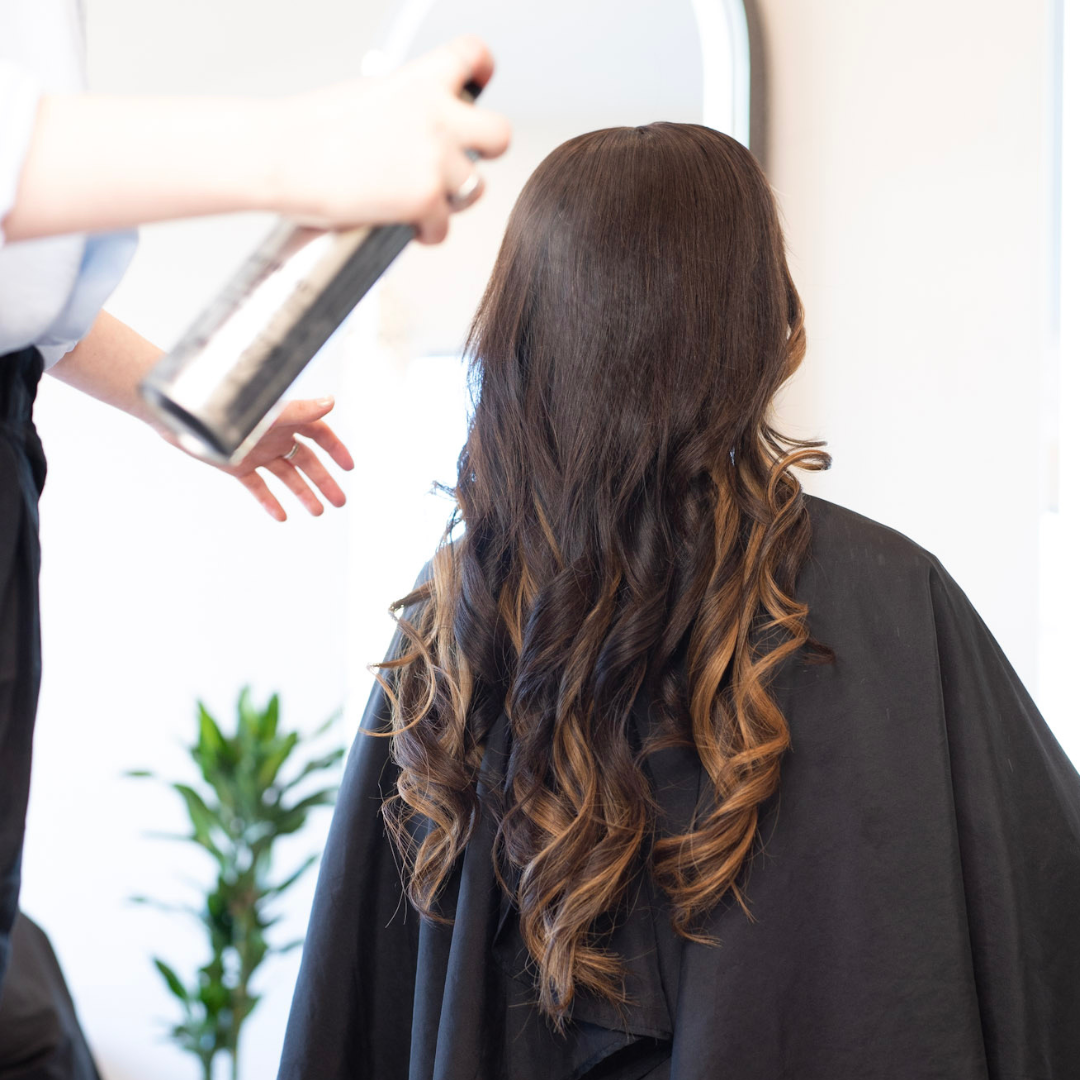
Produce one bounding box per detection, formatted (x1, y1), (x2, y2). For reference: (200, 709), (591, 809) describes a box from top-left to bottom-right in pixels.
(217, 398), (355, 522)
(275, 35), (511, 243)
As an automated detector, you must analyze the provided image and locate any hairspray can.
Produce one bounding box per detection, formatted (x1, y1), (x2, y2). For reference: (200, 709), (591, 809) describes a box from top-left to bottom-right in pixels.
(139, 80), (483, 464)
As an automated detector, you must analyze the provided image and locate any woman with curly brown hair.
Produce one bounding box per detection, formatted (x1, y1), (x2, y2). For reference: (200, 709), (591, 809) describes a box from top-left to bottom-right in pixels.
(279, 123), (1080, 1080)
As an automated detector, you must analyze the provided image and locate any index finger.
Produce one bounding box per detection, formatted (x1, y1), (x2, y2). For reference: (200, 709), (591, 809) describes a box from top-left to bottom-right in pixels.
(298, 419), (356, 472)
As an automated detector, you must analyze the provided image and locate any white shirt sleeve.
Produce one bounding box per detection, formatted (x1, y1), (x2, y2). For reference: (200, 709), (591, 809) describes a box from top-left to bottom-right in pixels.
(0, 0), (137, 363)
(0, 59), (42, 247)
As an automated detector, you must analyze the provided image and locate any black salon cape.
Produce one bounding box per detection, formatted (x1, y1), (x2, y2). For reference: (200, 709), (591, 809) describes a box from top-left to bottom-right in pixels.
(278, 496), (1080, 1080)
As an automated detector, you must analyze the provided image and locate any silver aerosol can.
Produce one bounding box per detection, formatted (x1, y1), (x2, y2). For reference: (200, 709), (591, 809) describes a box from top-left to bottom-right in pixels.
(139, 80), (483, 464)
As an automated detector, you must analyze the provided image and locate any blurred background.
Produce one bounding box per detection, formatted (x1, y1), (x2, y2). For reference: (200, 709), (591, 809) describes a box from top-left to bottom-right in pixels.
(19, 0), (1077, 1076)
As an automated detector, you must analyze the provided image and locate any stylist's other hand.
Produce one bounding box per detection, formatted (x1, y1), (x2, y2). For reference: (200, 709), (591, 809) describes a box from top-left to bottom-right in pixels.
(276, 35), (510, 244)
(220, 398), (355, 521)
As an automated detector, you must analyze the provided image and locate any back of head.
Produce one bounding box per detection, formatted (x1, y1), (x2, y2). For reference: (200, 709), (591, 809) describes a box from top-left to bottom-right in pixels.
(379, 123), (829, 1027)
(470, 122), (803, 507)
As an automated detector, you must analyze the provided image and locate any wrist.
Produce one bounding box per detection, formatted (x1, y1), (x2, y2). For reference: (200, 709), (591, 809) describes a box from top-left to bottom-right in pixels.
(242, 96), (296, 216)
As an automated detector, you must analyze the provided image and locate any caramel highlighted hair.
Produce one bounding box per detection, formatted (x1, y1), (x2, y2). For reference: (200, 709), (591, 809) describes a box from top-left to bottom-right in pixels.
(374, 124), (829, 1029)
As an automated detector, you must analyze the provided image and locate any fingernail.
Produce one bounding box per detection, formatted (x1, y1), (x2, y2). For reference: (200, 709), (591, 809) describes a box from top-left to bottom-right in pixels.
(317, 396), (334, 407)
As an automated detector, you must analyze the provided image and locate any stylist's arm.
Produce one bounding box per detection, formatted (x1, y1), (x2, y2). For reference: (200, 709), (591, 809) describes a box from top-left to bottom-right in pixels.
(3, 34), (509, 519)
(3, 34), (510, 244)
(50, 313), (357, 521)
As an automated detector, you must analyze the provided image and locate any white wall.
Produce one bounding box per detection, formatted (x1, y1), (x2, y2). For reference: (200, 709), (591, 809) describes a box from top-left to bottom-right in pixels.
(759, 0), (1059, 700)
(1049, 0), (1080, 761)
(17, 3), (1070, 1080)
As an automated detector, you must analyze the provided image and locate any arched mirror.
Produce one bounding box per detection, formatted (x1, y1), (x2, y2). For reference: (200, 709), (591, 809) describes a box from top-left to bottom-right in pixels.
(341, 0), (761, 715)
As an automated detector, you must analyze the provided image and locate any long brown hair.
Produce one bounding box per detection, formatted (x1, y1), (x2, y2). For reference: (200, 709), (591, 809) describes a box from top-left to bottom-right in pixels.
(375, 123), (829, 1028)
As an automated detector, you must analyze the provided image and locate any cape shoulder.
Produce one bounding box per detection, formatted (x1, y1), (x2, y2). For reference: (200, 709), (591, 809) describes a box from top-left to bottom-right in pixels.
(280, 495), (1080, 1080)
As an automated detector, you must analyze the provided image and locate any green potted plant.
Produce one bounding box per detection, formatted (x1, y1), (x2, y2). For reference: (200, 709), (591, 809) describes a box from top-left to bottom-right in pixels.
(129, 689), (343, 1080)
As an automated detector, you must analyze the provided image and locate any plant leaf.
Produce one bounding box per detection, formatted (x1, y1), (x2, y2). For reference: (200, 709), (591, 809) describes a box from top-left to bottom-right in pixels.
(198, 977), (231, 1013)
(256, 732), (299, 790)
(173, 783), (222, 830)
(130, 895), (202, 919)
(153, 958), (190, 1004)
(277, 748), (345, 795)
(281, 786), (338, 819)
(194, 702), (235, 790)
(123, 768), (155, 778)
(264, 853), (318, 897)
(172, 783), (228, 861)
(197, 703), (226, 759)
(313, 707), (343, 737)
(259, 694), (280, 742)
(259, 787), (337, 844)
(238, 686), (260, 746)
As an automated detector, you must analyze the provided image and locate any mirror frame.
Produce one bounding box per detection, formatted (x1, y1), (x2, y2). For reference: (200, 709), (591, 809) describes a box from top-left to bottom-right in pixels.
(363, 0), (769, 167)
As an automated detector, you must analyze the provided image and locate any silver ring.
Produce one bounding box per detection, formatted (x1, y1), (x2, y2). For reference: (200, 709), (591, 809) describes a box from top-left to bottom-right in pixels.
(448, 169), (481, 210)
(283, 442), (300, 462)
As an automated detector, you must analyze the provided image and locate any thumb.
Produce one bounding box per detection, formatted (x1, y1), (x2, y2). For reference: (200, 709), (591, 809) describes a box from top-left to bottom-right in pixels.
(277, 396), (335, 426)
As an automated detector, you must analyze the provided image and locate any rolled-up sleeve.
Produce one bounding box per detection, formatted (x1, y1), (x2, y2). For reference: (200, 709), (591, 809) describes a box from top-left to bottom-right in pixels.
(0, 60), (42, 247)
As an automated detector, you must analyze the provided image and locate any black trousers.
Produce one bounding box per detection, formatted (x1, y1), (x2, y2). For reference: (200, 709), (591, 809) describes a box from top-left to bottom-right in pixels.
(0, 347), (46, 994)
